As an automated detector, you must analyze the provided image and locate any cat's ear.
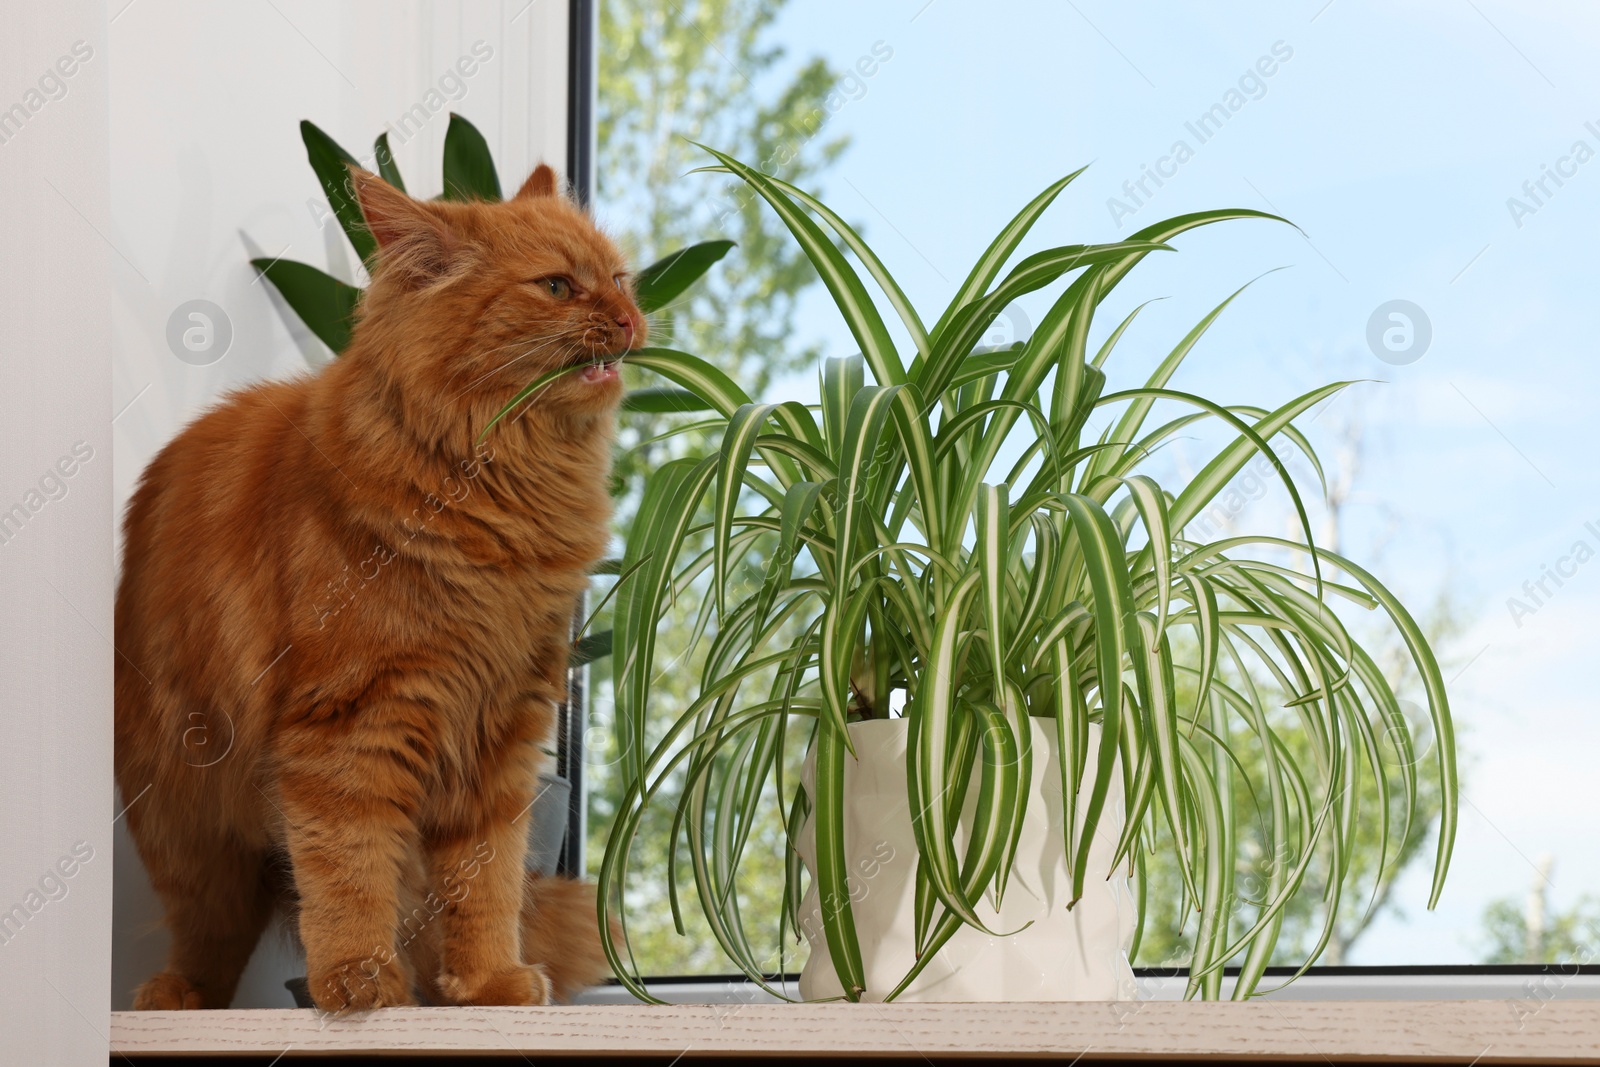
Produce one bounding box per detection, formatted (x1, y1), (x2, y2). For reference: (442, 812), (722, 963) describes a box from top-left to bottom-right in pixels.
(348, 165), (456, 280)
(513, 164), (561, 201)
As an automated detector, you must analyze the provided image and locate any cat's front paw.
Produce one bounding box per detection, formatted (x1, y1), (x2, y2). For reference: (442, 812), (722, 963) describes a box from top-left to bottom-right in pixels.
(438, 962), (552, 1007)
(132, 972), (205, 1010)
(308, 955), (416, 1013)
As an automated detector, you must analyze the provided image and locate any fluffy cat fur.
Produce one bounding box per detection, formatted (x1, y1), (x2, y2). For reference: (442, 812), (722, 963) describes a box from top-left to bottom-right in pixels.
(114, 163), (639, 1011)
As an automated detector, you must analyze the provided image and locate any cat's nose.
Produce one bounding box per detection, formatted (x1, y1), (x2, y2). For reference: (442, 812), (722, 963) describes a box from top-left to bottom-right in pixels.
(617, 313), (643, 349)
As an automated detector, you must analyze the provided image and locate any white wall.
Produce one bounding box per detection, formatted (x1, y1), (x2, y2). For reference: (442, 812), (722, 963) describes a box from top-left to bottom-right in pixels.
(100, 0), (570, 1012)
(110, 0), (570, 532)
(0, 2), (116, 1063)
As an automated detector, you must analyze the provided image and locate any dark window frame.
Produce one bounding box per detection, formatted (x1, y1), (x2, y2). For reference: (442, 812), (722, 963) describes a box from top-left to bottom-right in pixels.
(555, 0), (598, 879)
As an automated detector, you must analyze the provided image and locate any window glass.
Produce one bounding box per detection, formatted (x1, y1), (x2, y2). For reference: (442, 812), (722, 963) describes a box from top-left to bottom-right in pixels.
(592, 0), (1599, 974)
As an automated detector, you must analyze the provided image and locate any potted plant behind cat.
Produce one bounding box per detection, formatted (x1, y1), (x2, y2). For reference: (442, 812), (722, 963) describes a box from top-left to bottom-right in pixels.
(490, 148), (1457, 1003)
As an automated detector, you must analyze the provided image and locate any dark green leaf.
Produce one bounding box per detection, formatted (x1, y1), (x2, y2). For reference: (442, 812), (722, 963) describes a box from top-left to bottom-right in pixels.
(373, 131), (405, 192)
(300, 120), (377, 264)
(441, 113), (502, 201)
(621, 386), (715, 414)
(571, 629), (613, 666)
(634, 240), (735, 315)
(253, 258), (361, 354)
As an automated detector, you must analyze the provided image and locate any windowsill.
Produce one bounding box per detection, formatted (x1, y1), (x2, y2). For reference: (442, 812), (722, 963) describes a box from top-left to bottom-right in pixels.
(574, 967), (1600, 1005)
(110, 997), (1600, 1062)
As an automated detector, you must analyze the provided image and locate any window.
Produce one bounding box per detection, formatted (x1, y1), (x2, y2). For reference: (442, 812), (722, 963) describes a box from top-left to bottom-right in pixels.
(584, 0), (1600, 984)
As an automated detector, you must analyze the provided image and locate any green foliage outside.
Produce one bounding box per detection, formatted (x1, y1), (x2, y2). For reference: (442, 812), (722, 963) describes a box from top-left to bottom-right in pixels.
(1480, 877), (1600, 965)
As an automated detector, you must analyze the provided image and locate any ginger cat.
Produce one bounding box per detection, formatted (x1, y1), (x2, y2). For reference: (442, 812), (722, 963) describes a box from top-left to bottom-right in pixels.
(114, 163), (639, 1011)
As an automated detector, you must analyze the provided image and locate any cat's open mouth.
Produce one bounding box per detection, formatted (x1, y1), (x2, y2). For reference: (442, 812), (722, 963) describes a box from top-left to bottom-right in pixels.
(577, 358), (621, 384)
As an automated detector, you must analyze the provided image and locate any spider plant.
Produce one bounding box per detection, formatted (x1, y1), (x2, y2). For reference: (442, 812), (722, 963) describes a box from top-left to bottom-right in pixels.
(490, 147), (1458, 1003)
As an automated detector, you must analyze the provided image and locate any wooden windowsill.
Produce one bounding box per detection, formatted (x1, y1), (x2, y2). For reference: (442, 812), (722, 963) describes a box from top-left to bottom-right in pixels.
(110, 1000), (1600, 1062)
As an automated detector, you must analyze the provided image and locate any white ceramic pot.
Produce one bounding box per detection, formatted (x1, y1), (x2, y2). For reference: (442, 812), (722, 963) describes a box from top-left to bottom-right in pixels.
(795, 717), (1135, 1002)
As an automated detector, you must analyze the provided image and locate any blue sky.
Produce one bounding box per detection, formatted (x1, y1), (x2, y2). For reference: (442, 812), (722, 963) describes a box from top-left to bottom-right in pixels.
(658, 0), (1600, 963)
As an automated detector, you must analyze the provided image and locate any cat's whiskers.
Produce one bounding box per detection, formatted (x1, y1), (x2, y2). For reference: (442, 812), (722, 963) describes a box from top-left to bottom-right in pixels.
(446, 334), (577, 402)
(439, 327), (566, 391)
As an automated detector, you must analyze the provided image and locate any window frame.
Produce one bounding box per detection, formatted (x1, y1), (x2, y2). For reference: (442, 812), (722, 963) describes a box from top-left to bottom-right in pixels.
(555, 0), (599, 880)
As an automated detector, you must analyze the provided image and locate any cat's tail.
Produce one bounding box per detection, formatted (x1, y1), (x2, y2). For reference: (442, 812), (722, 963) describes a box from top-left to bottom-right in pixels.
(521, 872), (617, 1002)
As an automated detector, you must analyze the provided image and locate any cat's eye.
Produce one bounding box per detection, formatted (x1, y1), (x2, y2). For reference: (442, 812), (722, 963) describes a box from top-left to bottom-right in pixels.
(613, 274), (627, 290)
(543, 276), (573, 299)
